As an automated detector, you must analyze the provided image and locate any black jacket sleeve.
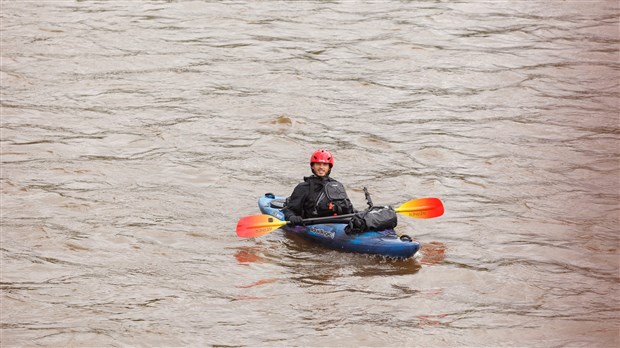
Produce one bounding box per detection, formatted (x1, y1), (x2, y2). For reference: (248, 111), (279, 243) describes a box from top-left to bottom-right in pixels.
(282, 183), (307, 220)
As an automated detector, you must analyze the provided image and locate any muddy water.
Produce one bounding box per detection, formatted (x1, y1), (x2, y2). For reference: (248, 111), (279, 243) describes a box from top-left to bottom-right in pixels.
(1, 1), (619, 347)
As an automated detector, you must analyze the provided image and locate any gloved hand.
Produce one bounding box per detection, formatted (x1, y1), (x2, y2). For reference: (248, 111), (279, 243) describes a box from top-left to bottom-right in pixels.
(288, 215), (304, 226)
(351, 215), (366, 230)
(345, 214), (366, 235)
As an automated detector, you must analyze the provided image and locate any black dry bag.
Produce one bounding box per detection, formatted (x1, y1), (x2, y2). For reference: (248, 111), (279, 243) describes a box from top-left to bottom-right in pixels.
(346, 206), (397, 234)
(364, 206), (397, 231)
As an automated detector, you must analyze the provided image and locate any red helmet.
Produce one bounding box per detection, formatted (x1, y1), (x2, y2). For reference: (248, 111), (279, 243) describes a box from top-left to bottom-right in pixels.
(310, 149), (334, 167)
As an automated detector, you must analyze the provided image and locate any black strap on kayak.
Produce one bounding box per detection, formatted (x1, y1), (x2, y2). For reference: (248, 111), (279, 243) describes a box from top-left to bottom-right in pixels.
(363, 186), (374, 209)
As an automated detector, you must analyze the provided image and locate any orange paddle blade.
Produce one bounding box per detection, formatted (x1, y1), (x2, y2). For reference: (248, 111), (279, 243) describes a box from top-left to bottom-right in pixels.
(395, 198), (444, 219)
(236, 214), (287, 238)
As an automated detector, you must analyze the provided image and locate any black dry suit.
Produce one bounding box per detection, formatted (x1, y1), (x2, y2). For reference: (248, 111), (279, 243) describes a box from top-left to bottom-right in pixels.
(282, 175), (355, 220)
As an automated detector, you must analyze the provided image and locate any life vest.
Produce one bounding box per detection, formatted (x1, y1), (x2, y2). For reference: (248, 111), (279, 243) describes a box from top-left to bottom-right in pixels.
(312, 180), (353, 216)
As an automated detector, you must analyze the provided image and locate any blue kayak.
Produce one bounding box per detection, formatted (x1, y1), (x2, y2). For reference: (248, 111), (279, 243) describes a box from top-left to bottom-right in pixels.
(258, 194), (420, 259)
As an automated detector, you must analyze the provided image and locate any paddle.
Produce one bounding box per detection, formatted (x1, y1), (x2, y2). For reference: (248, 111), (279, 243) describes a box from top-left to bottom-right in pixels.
(236, 197), (444, 238)
(394, 197), (444, 219)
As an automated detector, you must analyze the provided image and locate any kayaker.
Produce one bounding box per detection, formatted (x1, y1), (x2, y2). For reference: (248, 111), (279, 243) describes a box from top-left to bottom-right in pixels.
(282, 149), (356, 225)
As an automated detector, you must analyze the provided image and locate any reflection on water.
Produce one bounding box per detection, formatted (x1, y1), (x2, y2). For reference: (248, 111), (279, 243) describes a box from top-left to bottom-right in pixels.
(235, 247), (268, 265)
(419, 241), (447, 266)
(2, 1), (619, 347)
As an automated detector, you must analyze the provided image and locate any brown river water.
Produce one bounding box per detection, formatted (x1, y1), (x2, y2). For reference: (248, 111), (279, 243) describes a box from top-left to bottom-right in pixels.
(1, 1), (619, 347)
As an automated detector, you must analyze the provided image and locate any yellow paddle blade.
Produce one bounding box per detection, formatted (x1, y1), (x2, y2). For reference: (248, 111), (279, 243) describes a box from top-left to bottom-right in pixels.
(395, 198), (444, 219)
(236, 214), (287, 238)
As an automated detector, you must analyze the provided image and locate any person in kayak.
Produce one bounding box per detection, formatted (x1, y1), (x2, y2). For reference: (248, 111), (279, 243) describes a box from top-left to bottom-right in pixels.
(282, 149), (356, 225)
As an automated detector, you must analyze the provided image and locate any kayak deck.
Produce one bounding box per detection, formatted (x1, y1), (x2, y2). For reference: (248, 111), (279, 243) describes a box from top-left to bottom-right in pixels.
(258, 194), (420, 259)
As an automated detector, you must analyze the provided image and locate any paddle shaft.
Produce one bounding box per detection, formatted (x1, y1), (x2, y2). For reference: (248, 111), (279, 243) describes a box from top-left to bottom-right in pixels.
(297, 213), (356, 225)
(295, 199), (437, 224)
(236, 197), (444, 238)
